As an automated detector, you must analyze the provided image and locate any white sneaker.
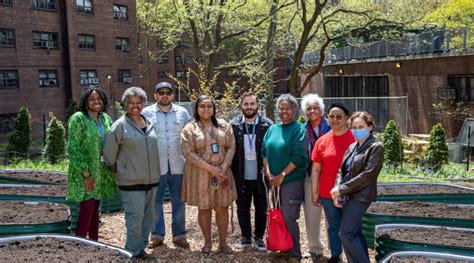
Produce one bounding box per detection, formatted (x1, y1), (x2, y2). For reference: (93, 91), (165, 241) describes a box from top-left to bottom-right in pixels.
(234, 239), (252, 249)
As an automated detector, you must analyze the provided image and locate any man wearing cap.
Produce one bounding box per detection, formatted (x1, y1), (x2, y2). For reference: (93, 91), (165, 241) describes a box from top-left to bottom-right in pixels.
(142, 82), (191, 249)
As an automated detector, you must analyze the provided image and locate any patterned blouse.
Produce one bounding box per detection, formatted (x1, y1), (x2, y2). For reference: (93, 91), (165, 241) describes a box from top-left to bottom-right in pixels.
(67, 111), (117, 202)
(181, 119), (237, 209)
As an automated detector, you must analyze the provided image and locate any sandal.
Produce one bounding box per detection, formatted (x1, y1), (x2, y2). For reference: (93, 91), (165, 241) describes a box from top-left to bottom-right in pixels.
(201, 244), (212, 254)
(218, 244), (233, 254)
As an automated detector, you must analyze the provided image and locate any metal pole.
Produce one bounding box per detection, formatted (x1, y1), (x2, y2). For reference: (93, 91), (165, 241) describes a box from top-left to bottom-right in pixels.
(42, 113), (46, 147)
(467, 126), (471, 171)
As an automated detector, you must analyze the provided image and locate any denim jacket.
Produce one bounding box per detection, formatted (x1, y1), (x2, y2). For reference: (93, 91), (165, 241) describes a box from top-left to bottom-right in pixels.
(142, 103), (190, 175)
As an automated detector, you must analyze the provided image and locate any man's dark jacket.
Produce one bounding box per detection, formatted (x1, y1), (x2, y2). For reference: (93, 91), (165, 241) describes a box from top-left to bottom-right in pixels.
(230, 114), (273, 195)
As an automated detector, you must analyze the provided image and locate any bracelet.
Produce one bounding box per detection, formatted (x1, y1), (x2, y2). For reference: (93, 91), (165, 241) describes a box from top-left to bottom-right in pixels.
(281, 171), (287, 177)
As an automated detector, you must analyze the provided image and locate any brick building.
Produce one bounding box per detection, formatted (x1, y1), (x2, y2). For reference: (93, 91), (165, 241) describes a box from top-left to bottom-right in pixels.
(0, 0), (140, 141)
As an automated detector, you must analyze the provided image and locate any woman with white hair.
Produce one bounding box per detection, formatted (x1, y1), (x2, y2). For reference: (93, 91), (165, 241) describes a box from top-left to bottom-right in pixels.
(300, 93), (331, 259)
(104, 87), (160, 261)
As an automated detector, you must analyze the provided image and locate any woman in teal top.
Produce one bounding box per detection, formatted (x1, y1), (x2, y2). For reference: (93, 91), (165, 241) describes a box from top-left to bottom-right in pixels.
(67, 85), (117, 241)
(262, 94), (308, 261)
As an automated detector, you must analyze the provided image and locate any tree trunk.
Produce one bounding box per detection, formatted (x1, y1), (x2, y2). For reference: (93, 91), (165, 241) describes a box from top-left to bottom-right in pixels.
(264, 0), (279, 120)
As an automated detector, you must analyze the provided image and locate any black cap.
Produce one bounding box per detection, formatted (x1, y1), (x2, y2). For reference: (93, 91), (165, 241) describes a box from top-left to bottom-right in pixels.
(328, 102), (349, 116)
(154, 82), (174, 93)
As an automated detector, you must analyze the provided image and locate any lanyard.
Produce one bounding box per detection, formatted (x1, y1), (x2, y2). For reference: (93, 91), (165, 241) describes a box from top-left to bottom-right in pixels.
(89, 112), (105, 150)
(244, 121), (256, 150)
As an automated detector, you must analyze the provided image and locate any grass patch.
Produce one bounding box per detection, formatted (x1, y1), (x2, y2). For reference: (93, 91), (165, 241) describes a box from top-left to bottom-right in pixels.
(1, 159), (68, 172)
(379, 162), (473, 184)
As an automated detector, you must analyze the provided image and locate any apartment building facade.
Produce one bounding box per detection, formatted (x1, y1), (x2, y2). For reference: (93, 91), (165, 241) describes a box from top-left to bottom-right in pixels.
(0, 0), (140, 140)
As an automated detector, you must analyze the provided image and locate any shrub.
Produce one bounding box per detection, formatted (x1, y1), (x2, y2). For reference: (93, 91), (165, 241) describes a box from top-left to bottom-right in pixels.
(383, 120), (403, 169)
(423, 123), (449, 172)
(6, 107), (31, 158)
(42, 116), (66, 164)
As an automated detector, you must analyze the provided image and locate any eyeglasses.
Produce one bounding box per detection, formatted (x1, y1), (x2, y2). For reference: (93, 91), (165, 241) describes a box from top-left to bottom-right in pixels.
(328, 115), (345, 120)
(158, 91), (172, 96)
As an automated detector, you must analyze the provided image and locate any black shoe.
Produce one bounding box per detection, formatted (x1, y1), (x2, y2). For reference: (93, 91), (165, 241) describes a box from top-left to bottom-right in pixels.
(136, 250), (155, 261)
(328, 256), (342, 263)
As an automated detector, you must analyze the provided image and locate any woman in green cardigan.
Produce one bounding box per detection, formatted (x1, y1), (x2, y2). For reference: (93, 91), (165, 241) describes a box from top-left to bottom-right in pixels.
(67, 85), (117, 240)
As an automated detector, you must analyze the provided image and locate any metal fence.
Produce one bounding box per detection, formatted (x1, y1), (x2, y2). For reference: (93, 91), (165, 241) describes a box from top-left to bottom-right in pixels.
(303, 28), (472, 65)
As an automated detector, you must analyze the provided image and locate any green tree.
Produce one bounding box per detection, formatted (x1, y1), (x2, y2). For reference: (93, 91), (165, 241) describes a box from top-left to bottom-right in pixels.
(383, 120), (403, 169)
(42, 116), (66, 164)
(423, 123), (449, 172)
(6, 107), (31, 159)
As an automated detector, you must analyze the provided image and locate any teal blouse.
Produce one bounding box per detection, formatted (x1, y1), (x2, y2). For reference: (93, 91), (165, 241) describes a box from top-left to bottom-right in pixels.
(67, 111), (117, 202)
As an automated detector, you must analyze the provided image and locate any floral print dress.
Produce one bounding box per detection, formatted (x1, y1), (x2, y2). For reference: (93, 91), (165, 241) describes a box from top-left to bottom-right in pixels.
(67, 111), (117, 202)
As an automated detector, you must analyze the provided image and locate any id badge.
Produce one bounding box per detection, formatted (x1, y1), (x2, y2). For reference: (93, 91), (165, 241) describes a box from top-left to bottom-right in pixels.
(246, 154), (256, 161)
(211, 143), (219, 153)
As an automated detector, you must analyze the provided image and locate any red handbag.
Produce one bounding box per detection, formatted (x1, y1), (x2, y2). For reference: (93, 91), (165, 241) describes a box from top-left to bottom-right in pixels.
(265, 186), (294, 252)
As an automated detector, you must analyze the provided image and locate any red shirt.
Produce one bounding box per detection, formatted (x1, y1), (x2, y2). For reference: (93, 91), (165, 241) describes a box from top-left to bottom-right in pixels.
(311, 130), (355, 198)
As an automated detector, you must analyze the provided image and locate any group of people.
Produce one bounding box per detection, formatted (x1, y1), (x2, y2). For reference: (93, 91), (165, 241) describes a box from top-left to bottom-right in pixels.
(66, 81), (384, 263)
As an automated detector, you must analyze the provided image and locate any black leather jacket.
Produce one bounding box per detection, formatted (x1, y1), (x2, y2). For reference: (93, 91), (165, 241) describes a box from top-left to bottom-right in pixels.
(335, 135), (384, 202)
(230, 114), (273, 194)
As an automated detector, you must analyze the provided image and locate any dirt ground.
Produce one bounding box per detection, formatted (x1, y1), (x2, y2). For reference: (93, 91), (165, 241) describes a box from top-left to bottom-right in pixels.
(99, 203), (376, 262)
(379, 227), (474, 248)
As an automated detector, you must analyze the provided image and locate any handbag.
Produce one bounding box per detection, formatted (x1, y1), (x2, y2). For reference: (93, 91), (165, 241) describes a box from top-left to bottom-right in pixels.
(265, 185), (294, 252)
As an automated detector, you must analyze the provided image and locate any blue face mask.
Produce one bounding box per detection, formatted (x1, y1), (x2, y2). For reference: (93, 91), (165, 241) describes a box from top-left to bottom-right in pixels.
(352, 128), (370, 141)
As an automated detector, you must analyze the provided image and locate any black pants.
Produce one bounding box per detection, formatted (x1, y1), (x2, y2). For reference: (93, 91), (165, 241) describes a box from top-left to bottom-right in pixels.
(236, 180), (267, 240)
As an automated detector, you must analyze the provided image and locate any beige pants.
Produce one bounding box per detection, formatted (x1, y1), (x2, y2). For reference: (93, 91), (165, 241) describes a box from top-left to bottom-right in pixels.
(303, 176), (325, 254)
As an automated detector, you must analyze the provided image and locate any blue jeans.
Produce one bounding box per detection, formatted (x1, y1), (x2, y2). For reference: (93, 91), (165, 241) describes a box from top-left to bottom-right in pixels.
(280, 180), (305, 260)
(321, 197), (342, 258)
(120, 188), (156, 256)
(151, 172), (186, 241)
(340, 201), (371, 263)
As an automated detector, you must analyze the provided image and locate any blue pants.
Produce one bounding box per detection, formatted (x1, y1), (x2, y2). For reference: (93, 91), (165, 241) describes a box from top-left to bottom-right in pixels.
(321, 197), (342, 258)
(280, 180), (305, 260)
(120, 188), (157, 256)
(151, 172), (186, 241)
(340, 201), (371, 263)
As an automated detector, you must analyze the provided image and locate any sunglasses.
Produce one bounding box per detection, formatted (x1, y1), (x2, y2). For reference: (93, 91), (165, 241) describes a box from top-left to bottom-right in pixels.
(158, 91), (172, 96)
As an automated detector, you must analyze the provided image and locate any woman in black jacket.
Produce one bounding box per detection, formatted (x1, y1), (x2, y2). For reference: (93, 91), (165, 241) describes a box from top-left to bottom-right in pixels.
(330, 111), (384, 263)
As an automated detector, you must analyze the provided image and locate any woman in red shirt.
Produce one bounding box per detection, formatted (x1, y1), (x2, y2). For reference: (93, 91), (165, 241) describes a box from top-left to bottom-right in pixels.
(311, 103), (355, 263)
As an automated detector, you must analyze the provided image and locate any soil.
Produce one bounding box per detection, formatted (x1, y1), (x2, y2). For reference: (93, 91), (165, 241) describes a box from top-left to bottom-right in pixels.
(389, 256), (470, 263)
(0, 201), (69, 224)
(368, 201), (474, 219)
(379, 227), (474, 248)
(0, 185), (67, 197)
(0, 237), (128, 262)
(378, 184), (474, 195)
(0, 170), (67, 185)
(98, 203), (378, 263)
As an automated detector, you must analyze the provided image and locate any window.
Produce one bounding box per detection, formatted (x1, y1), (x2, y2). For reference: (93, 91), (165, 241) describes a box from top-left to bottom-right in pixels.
(31, 0), (55, 10)
(78, 34), (95, 50)
(38, 70), (58, 87)
(117, 69), (132, 83)
(157, 71), (169, 78)
(324, 76), (388, 97)
(32, 31), (59, 49)
(448, 75), (474, 102)
(115, 37), (130, 51)
(76, 0), (93, 14)
(0, 70), (18, 88)
(80, 70), (98, 85)
(157, 56), (168, 64)
(113, 4), (127, 20)
(176, 71), (185, 78)
(0, 0), (12, 6)
(0, 28), (15, 47)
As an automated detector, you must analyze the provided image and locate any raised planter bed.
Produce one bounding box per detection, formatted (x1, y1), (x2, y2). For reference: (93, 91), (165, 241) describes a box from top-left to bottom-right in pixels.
(0, 201), (70, 236)
(375, 224), (474, 261)
(0, 170), (122, 213)
(363, 201), (474, 248)
(380, 251), (474, 263)
(0, 234), (131, 262)
(377, 182), (474, 204)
